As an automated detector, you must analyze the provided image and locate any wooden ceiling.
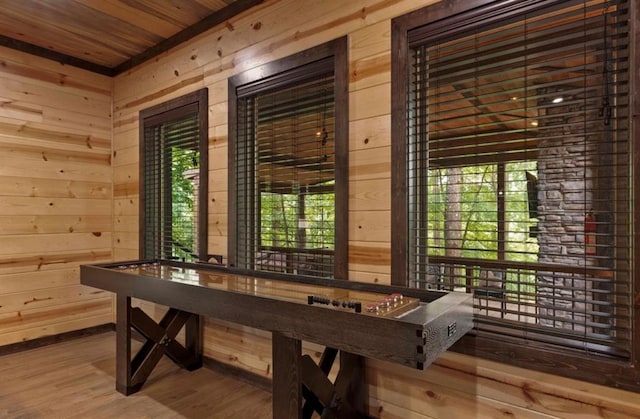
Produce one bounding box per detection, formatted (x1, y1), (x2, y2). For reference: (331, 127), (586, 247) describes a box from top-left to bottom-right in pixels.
(0, 0), (264, 76)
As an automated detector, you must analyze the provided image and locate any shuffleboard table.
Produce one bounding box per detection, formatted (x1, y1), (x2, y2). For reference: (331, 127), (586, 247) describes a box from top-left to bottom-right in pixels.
(80, 259), (472, 419)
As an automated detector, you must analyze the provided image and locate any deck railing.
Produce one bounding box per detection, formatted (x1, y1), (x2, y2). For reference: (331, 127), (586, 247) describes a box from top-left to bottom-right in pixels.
(412, 256), (627, 357)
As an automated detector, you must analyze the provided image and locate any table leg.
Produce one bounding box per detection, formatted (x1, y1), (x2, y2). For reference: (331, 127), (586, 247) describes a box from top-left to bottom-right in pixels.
(272, 332), (302, 419)
(114, 295), (202, 395)
(184, 312), (203, 370)
(115, 294), (138, 395)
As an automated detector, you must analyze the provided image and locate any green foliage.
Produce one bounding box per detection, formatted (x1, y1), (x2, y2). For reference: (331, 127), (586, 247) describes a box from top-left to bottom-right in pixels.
(459, 165), (498, 259)
(260, 193), (298, 247)
(428, 161), (538, 259)
(170, 147), (198, 261)
(426, 161), (539, 293)
(504, 161), (539, 262)
(304, 192), (335, 248)
(260, 188), (335, 250)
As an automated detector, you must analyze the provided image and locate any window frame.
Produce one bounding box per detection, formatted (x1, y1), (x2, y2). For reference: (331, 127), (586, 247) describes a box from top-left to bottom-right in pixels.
(228, 37), (349, 279)
(391, 0), (640, 391)
(139, 88), (209, 262)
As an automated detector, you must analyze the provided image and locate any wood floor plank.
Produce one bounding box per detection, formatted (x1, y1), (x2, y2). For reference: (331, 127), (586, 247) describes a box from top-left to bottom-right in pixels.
(0, 331), (273, 418)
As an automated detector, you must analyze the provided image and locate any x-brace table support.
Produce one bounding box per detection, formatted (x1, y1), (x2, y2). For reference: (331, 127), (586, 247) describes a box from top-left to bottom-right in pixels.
(115, 295), (202, 395)
(273, 333), (369, 419)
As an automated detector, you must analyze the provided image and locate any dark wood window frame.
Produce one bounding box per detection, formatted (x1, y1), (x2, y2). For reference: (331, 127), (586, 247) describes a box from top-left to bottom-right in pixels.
(391, 0), (640, 391)
(228, 37), (349, 280)
(139, 88), (209, 261)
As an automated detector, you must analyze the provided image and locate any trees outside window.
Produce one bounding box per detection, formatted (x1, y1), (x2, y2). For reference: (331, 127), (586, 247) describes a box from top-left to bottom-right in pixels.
(392, 0), (638, 390)
(140, 89), (208, 262)
(229, 38), (348, 279)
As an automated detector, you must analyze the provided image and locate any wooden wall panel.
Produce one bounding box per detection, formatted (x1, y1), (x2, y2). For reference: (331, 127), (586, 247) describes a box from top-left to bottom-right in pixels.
(349, 242), (391, 276)
(350, 179), (391, 212)
(112, 145), (137, 168)
(0, 299), (111, 335)
(0, 285), (109, 315)
(0, 77), (111, 118)
(0, 215), (111, 235)
(0, 45), (112, 346)
(203, 319), (273, 377)
(0, 177), (110, 199)
(0, 310), (113, 347)
(368, 353), (640, 418)
(112, 126), (136, 151)
(113, 164), (138, 200)
(203, 318), (328, 381)
(351, 20), (390, 60)
(109, 0), (640, 417)
(350, 146), (392, 182)
(349, 211), (390, 243)
(350, 84), (391, 122)
(0, 47), (111, 95)
(350, 115), (390, 151)
(0, 268), (80, 294)
(0, 232), (111, 255)
(0, 121), (109, 153)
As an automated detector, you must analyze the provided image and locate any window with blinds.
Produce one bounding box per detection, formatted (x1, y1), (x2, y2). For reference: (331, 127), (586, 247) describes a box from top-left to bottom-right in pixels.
(393, 0), (632, 363)
(229, 38), (348, 279)
(140, 89), (208, 262)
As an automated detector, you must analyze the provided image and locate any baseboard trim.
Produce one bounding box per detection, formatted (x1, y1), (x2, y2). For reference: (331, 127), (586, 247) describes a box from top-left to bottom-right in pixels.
(0, 323), (115, 357)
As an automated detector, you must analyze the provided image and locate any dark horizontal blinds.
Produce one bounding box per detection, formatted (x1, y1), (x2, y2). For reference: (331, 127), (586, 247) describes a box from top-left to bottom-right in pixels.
(256, 75), (335, 193)
(142, 108), (201, 262)
(236, 67), (336, 278)
(407, 0), (631, 357)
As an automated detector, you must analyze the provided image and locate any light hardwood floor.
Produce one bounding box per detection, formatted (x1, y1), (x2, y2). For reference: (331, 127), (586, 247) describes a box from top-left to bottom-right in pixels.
(0, 332), (272, 418)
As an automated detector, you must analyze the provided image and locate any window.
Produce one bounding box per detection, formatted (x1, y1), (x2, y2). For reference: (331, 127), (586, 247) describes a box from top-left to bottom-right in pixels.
(140, 89), (208, 262)
(392, 0), (638, 390)
(229, 37), (348, 279)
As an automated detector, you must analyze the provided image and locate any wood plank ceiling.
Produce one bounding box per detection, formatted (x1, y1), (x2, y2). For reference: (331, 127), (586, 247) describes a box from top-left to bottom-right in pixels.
(0, 0), (264, 76)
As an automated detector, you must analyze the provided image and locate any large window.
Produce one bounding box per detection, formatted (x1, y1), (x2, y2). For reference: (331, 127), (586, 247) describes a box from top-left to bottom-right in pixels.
(229, 38), (348, 279)
(392, 0), (638, 390)
(140, 89), (208, 262)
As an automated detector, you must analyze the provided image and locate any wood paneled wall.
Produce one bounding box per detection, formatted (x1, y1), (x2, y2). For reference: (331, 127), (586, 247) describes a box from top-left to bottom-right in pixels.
(0, 46), (113, 345)
(4, 1), (636, 416)
(97, 0), (640, 416)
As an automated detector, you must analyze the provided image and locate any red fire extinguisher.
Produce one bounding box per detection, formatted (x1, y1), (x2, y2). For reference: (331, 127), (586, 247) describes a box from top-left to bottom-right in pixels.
(585, 211), (596, 255)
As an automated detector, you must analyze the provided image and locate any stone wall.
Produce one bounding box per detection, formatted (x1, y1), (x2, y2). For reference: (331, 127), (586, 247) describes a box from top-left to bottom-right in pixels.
(535, 86), (610, 331)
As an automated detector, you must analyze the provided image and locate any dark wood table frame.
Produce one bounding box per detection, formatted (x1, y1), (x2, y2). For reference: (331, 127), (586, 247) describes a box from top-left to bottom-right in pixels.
(115, 295), (202, 395)
(81, 260), (472, 419)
